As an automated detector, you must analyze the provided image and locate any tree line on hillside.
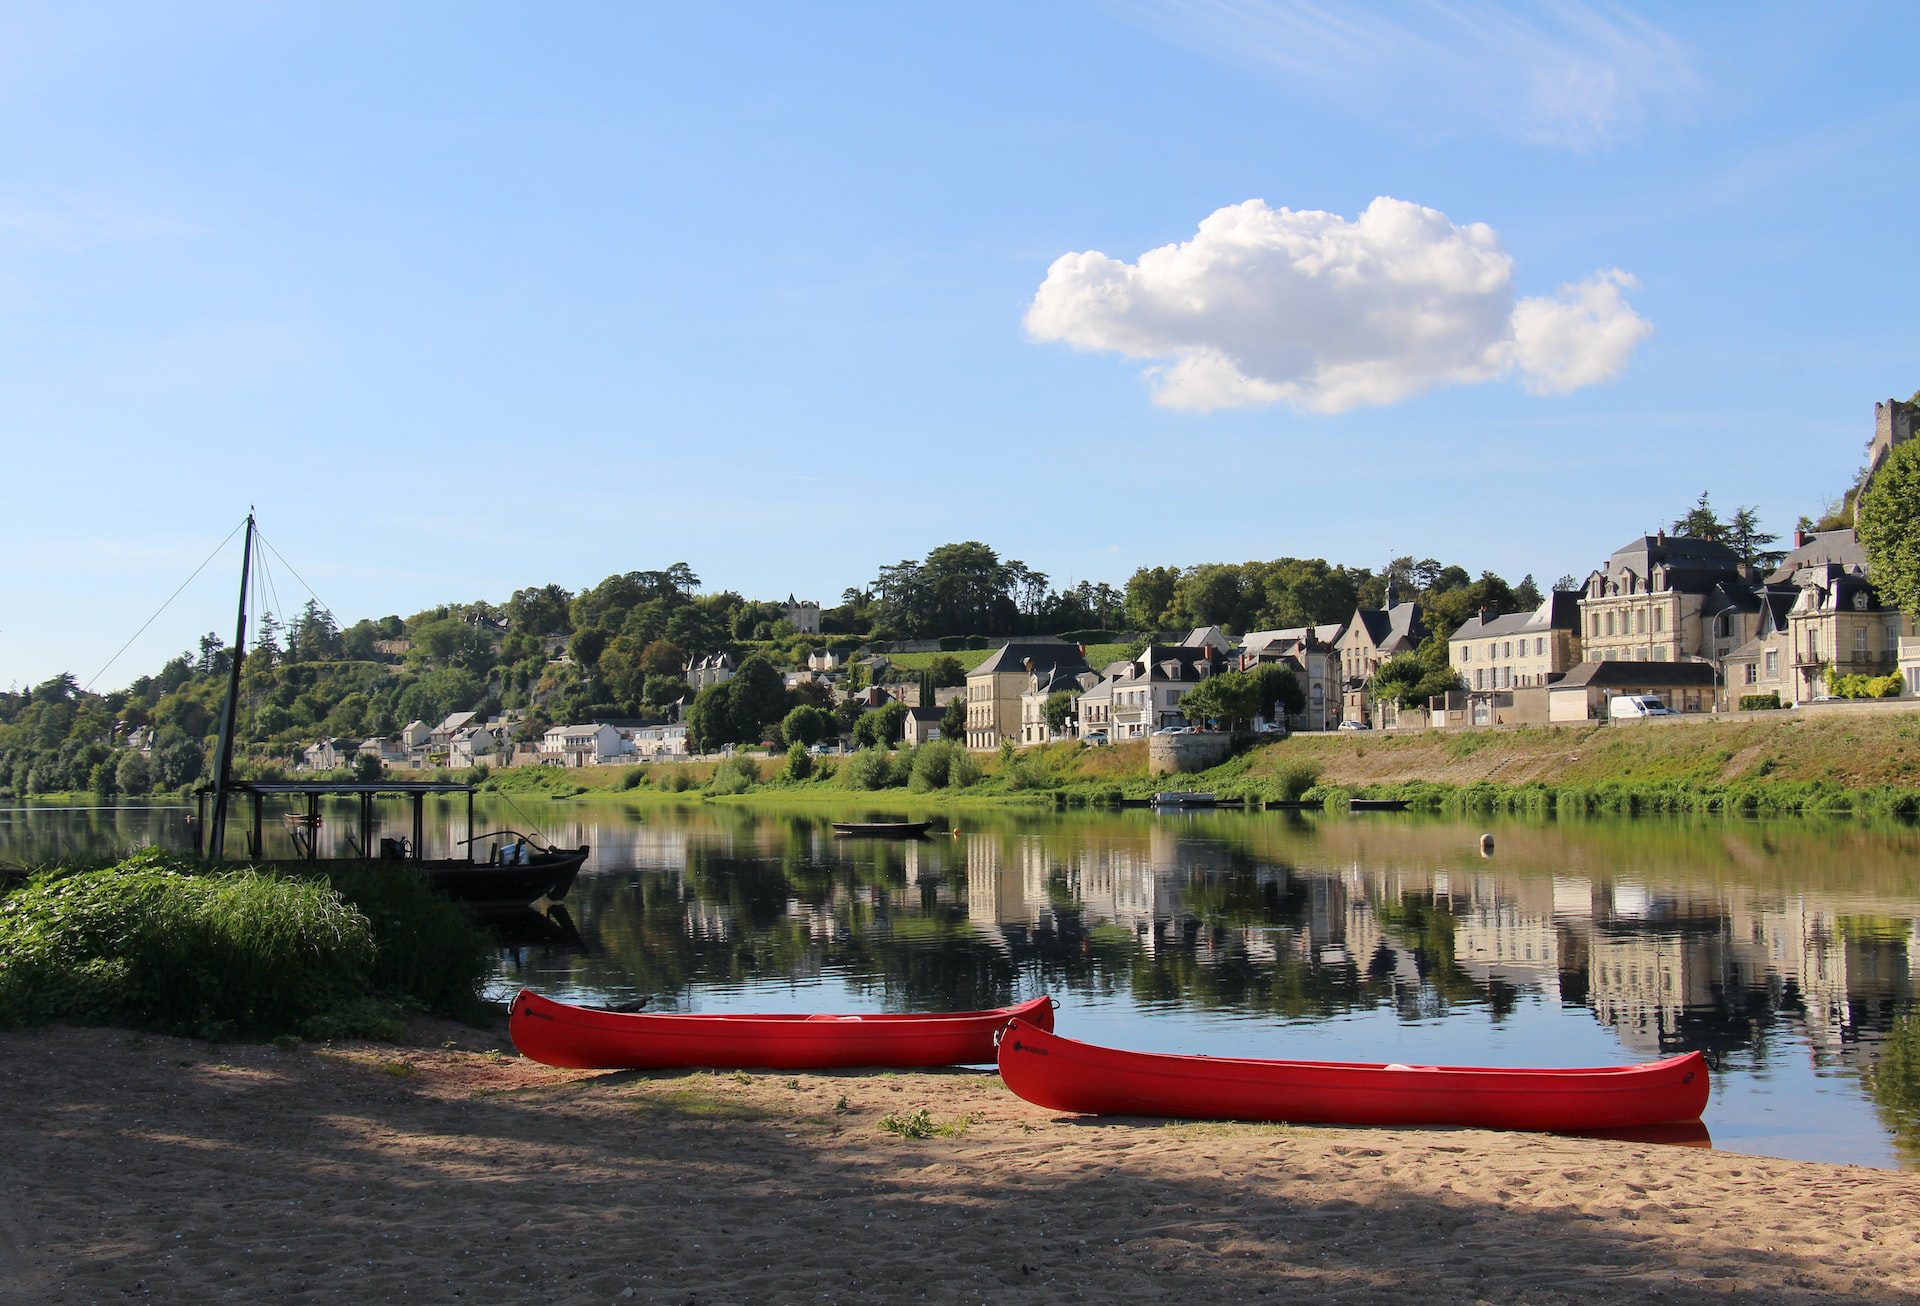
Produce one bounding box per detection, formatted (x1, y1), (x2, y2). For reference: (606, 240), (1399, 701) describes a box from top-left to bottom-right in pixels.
(13, 445), (1920, 801)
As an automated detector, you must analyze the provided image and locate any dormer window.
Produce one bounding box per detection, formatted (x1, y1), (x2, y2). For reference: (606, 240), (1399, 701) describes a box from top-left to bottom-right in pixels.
(1853, 592), (1870, 611)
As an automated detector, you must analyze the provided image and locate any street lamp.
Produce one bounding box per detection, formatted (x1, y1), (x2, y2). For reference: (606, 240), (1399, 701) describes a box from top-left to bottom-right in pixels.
(1683, 654), (1724, 713)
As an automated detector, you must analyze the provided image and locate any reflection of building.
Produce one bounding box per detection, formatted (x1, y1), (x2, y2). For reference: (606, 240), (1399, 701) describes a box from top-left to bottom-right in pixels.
(1454, 901), (1561, 997)
(1585, 932), (1713, 1054)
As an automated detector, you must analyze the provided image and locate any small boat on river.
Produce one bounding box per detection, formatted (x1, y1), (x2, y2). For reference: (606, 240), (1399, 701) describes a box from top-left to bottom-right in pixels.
(1150, 791), (1218, 808)
(995, 1019), (1709, 1132)
(510, 989), (1053, 1070)
(830, 819), (933, 838)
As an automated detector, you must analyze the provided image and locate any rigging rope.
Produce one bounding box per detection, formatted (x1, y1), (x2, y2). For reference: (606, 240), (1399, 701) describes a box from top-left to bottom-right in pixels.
(83, 517), (248, 693)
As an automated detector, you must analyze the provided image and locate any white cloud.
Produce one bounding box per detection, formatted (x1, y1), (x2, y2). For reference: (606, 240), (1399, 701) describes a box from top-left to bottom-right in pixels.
(1510, 269), (1651, 395)
(1120, 0), (1698, 150)
(1025, 197), (1650, 413)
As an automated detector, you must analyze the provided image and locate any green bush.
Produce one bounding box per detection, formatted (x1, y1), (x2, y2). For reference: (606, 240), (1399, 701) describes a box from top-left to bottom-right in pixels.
(783, 742), (814, 783)
(323, 863), (494, 1018)
(1271, 761), (1320, 801)
(0, 854), (377, 1038)
(707, 755), (762, 795)
(1740, 693), (1783, 711)
(1004, 750), (1057, 791)
(909, 739), (958, 791)
(661, 767), (693, 792)
(618, 766), (649, 790)
(846, 747), (898, 790)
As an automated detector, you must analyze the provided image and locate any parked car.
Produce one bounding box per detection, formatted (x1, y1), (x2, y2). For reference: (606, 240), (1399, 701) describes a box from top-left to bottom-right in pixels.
(1336, 720), (1371, 732)
(1084, 730), (1109, 746)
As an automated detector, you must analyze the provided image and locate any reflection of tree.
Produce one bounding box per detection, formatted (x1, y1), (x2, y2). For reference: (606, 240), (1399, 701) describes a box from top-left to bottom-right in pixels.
(1371, 894), (1484, 1018)
(1868, 1012), (1920, 1165)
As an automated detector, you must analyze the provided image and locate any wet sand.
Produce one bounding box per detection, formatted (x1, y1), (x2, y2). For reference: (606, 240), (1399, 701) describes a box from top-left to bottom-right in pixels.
(2, 1019), (1916, 1303)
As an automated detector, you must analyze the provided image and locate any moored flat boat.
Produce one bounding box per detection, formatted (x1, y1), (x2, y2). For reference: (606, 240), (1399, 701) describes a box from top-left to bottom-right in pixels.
(995, 1019), (1708, 1132)
(414, 846), (588, 906)
(830, 819), (933, 838)
(511, 989), (1053, 1070)
(1150, 791), (1217, 808)
(1349, 798), (1409, 812)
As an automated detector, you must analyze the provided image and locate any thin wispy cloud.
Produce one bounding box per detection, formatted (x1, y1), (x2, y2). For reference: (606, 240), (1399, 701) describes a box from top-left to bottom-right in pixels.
(1026, 197), (1651, 413)
(1117, 0), (1699, 149)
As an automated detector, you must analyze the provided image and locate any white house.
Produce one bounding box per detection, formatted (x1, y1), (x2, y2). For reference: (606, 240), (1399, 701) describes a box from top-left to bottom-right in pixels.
(359, 736), (411, 767)
(540, 722), (631, 767)
(687, 652), (735, 692)
(625, 722), (690, 757)
(448, 726), (499, 768)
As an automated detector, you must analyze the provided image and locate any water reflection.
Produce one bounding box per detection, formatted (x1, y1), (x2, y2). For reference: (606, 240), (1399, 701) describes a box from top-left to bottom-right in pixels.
(7, 800), (1918, 1168)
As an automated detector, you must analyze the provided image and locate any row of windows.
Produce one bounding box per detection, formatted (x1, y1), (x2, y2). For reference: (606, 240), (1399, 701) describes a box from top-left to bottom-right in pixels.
(1588, 607), (1666, 638)
(1458, 636), (1549, 662)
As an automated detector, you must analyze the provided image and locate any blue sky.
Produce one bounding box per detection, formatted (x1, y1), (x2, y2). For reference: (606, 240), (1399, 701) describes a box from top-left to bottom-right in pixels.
(4, 2), (1917, 688)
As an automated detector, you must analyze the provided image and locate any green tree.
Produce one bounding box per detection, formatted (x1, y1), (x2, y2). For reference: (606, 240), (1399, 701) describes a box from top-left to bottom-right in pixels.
(1124, 566), (1180, 630)
(1671, 492), (1726, 540)
(941, 696), (968, 743)
(781, 705), (830, 749)
(1859, 439), (1920, 619)
(1726, 507), (1784, 571)
(113, 750), (152, 796)
(852, 701), (908, 749)
(1369, 630), (1463, 709)
(1248, 662), (1305, 721)
(1043, 690), (1076, 735)
(926, 655), (968, 688)
(505, 583), (573, 636)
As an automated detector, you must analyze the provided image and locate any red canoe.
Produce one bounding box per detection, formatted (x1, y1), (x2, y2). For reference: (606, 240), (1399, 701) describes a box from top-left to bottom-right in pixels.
(510, 989), (1053, 1070)
(995, 1019), (1709, 1133)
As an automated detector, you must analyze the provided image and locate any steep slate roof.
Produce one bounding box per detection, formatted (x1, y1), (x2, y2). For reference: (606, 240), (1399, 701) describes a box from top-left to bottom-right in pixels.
(1768, 529), (1867, 583)
(969, 638), (1087, 678)
(1242, 623), (1344, 652)
(1553, 660), (1718, 689)
(1346, 602), (1426, 650)
(1700, 580), (1763, 619)
(1594, 534), (1743, 595)
(1450, 609), (1538, 640)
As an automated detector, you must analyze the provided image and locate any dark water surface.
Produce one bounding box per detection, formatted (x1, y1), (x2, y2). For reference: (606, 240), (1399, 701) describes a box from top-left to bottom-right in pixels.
(7, 798), (1919, 1170)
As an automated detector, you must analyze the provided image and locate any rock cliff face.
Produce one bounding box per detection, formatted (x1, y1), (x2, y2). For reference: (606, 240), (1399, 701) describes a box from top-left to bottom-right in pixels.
(1148, 731), (1235, 776)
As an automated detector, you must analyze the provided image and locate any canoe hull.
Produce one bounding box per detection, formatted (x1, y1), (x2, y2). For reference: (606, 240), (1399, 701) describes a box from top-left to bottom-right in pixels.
(996, 1019), (1708, 1132)
(511, 990), (1053, 1070)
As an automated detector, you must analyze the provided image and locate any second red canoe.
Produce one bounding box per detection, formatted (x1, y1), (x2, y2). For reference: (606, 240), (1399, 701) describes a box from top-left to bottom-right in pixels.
(511, 989), (1053, 1070)
(996, 1019), (1708, 1132)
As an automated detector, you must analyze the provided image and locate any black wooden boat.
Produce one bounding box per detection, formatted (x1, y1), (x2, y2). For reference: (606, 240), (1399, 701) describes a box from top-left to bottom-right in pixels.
(1349, 798), (1410, 812)
(193, 514), (588, 909)
(402, 843), (588, 906)
(830, 819), (933, 838)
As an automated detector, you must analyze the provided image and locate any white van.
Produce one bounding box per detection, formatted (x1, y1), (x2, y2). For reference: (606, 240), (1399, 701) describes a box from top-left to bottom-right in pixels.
(1608, 694), (1675, 720)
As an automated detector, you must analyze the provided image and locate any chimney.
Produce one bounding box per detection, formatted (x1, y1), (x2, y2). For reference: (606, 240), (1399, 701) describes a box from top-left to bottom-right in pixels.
(1794, 528), (1808, 548)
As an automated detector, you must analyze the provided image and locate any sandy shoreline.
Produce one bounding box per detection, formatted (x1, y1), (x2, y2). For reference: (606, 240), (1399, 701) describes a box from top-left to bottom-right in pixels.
(3, 1019), (1917, 1304)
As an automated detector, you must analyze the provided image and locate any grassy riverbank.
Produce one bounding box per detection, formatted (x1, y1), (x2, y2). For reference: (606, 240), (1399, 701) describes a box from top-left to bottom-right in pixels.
(463, 710), (1920, 819)
(25, 709), (1912, 821)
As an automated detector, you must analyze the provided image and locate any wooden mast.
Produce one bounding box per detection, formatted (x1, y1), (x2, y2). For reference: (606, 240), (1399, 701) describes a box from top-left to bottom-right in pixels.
(206, 512), (255, 861)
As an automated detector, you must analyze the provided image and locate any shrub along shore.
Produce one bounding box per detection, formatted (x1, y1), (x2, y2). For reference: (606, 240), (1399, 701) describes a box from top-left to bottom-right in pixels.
(0, 850), (494, 1041)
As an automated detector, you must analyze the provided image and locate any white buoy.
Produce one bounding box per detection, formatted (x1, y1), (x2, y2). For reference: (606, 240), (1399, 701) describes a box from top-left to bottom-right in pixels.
(1478, 833), (1495, 856)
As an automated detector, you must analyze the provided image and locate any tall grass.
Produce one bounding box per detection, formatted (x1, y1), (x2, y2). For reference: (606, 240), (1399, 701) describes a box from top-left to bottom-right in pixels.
(0, 849), (494, 1040)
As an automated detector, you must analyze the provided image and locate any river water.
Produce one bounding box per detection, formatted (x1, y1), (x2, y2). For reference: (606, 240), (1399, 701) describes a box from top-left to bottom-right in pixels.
(6, 797), (1918, 1170)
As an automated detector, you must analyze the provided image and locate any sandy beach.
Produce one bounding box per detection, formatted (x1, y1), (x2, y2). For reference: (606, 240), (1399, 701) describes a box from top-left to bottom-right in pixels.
(3, 1018), (1917, 1305)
